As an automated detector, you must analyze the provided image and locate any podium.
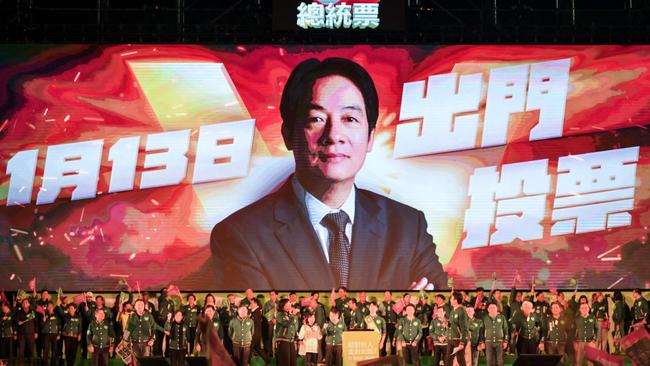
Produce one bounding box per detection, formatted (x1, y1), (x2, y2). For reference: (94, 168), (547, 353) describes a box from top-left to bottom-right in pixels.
(342, 330), (381, 366)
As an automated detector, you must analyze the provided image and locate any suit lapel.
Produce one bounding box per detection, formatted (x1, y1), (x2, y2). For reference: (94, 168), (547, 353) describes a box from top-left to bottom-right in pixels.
(272, 180), (335, 288)
(349, 189), (386, 289)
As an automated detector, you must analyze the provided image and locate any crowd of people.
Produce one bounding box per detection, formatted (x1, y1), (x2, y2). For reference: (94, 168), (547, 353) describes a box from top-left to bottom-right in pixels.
(0, 281), (648, 366)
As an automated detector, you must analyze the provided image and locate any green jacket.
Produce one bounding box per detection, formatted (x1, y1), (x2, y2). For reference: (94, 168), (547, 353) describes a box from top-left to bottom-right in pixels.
(62, 314), (82, 337)
(429, 318), (451, 345)
(349, 308), (366, 330)
(42, 312), (61, 334)
(510, 312), (542, 341)
(397, 317), (422, 343)
(274, 311), (299, 341)
(591, 299), (608, 320)
(467, 317), (483, 346)
(126, 312), (156, 343)
(633, 297), (648, 322)
(364, 315), (386, 335)
(0, 312), (15, 338)
(164, 321), (189, 350)
(482, 314), (509, 343)
(323, 320), (346, 345)
(182, 305), (201, 328)
(380, 301), (398, 324)
(228, 317), (254, 346)
(87, 320), (114, 348)
(543, 316), (569, 343)
(575, 314), (597, 342)
(448, 306), (469, 343)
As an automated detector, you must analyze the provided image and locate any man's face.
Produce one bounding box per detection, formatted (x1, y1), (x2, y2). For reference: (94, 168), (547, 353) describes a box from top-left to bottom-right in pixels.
(237, 307), (248, 318)
(270, 292), (278, 301)
(348, 301), (356, 310)
(633, 292), (640, 300)
(96, 310), (105, 322)
(313, 293), (319, 301)
(289, 294), (297, 302)
(488, 304), (498, 317)
(369, 304), (378, 315)
(522, 302), (533, 316)
(68, 306), (76, 315)
(580, 303), (590, 316)
(22, 300), (30, 311)
(292, 75), (373, 185)
(384, 291), (391, 302)
(338, 289), (346, 298)
(41, 291), (49, 301)
(494, 290), (501, 300)
(188, 296), (196, 306)
(245, 289), (254, 299)
(466, 307), (475, 319)
(135, 301), (145, 315)
(359, 292), (367, 302)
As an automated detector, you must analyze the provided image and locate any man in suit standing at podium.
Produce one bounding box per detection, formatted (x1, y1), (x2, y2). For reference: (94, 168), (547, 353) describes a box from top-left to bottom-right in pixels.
(211, 57), (448, 291)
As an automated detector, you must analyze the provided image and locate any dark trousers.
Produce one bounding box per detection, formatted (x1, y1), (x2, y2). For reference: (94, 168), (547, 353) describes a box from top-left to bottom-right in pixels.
(153, 328), (169, 356)
(17, 334), (36, 363)
(262, 320), (273, 357)
(42, 334), (59, 366)
(516, 337), (538, 355)
(250, 333), (269, 363)
(0, 337), (13, 359)
(187, 326), (197, 353)
(91, 347), (109, 366)
(304, 352), (319, 365)
(419, 328), (430, 354)
(403, 344), (420, 366)
(169, 348), (186, 366)
(63, 336), (79, 366)
(485, 342), (504, 366)
(276, 341), (296, 366)
(325, 344), (342, 366)
(433, 344), (448, 366)
(232, 343), (250, 366)
(382, 323), (396, 356)
(445, 340), (466, 366)
(545, 341), (565, 356)
(80, 325), (89, 359)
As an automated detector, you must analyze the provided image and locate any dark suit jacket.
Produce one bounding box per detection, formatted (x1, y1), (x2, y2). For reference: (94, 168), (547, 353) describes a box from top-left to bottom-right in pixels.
(210, 178), (447, 290)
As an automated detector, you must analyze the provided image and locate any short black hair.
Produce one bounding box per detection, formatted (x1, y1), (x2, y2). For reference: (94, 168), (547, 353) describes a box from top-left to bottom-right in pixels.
(452, 291), (463, 304)
(280, 57), (379, 149)
(476, 287), (485, 292)
(311, 291), (319, 297)
(278, 299), (290, 312)
(337, 287), (348, 292)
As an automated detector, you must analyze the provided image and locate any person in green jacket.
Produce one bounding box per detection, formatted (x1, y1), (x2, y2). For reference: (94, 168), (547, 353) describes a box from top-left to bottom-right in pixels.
(41, 302), (62, 366)
(631, 289), (648, 330)
(165, 310), (189, 366)
(542, 302), (569, 361)
(62, 303), (82, 366)
(195, 305), (223, 355)
(429, 306), (450, 366)
(323, 308), (346, 366)
(466, 306), (484, 366)
(447, 292), (469, 366)
(482, 303), (509, 366)
(229, 305), (254, 366)
(126, 299), (157, 365)
(574, 302), (597, 366)
(397, 304), (422, 366)
(275, 299), (299, 366)
(86, 309), (114, 366)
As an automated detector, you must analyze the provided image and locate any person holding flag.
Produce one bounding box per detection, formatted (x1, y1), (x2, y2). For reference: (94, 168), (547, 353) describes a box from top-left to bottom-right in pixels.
(164, 310), (189, 366)
(155, 287), (175, 357)
(15, 298), (37, 364)
(195, 305), (223, 355)
(41, 302), (62, 366)
(125, 299), (157, 365)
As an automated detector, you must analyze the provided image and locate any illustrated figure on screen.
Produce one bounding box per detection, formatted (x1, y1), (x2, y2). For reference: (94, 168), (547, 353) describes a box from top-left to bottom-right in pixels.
(210, 57), (448, 290)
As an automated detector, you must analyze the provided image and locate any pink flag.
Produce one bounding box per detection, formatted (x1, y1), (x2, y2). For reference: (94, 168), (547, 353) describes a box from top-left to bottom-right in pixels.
(166, 284), (181, 297)
(392, 301), (405, 314)
(28, 277), (36, 291)
(585, 345), (624, 366)
(72, 293), (85, 305)
(35, 305), (45, 316)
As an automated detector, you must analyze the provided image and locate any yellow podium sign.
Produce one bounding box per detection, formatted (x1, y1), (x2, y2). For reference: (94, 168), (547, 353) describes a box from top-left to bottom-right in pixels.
(342, 330), (381, 366)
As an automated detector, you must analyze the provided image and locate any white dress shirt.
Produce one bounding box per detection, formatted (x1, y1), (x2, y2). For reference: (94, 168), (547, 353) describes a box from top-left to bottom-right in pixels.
(292, 176), (355, 263)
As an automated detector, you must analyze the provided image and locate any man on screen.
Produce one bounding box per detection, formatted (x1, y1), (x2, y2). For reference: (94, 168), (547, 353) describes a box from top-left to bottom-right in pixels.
(210, 57), (447, 290)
